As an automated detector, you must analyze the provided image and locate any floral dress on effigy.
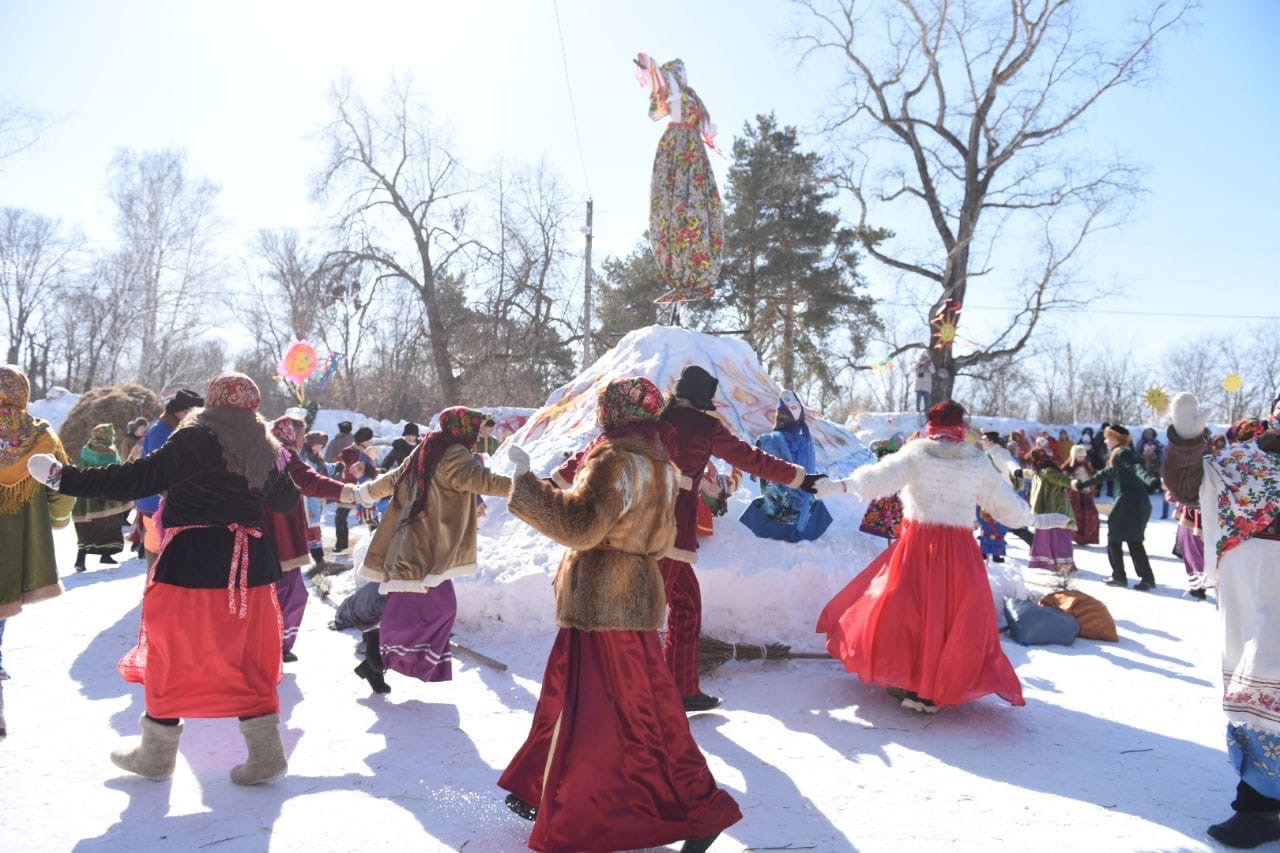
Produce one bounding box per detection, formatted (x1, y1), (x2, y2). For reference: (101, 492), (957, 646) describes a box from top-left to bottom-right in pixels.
(636, 53), (724, 304)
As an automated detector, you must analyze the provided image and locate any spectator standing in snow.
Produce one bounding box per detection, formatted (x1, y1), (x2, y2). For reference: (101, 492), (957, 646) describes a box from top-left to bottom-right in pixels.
(1072, 425), (1160, 590)
(70, 424), (133, 571)
(351, 408), (510, 694)
(913, 351), (934, 412)
(333, 426), (374, 552)
(1064, 445), (1100, 546)
(28, 372), (299, 784)
(498, 377), (740, 853)
(136, 389), (202, 568)
(379, 422), (420, 473)
(324, 420), (355, 463)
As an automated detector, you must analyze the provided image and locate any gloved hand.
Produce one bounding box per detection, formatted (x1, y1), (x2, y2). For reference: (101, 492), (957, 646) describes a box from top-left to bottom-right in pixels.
(813, 478), (848, 500)
(1170, 392), (1210, 440)
(27, 453), (62, 490)
(1033, 512), (1071, 530)
(508, 445), (530, 477)
(800, 473), (828, 494)
(355, 483), (376, 507)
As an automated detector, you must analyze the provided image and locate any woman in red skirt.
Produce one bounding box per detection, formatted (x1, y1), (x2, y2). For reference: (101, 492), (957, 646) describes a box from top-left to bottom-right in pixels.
(499, 377), (741, 853)
(27, 373), (299, 783)
(812, 402), (1065, 714)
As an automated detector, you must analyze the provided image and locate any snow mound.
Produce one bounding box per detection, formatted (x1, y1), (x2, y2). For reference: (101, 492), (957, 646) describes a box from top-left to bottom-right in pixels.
(28, 386), (79, 429)
(312, 407), (534, 446)
(499, 325), (873, 479)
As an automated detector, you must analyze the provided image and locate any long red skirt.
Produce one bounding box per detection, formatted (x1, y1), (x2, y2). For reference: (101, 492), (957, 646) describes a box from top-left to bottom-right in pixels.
(1069, 490), (1100, 545)
(118, 583), (283, 719)
(817, 521), (1024, 708)
(498, 628), (741, 853)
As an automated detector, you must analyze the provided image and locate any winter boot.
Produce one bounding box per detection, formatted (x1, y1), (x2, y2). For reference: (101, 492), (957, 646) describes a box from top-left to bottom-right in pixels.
(504, 793), (538, 822)
(99, 553), (118, 565)
(74, 550), (87, 572)
(230, 713), (288, 785)
(309, 546), (325, 566)
(111, 714), (183, 780)
(681, 832), (720, 853)
(1208, 812), (1280, 848)
(682, 692), (722, 713)
(355, 629), (391, 694)
(0, 681), (6, 741)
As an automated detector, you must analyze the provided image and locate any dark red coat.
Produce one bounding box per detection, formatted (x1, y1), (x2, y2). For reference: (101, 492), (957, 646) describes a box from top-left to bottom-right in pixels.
(555, 404), (802, 561)
(266, 450), (347, 570)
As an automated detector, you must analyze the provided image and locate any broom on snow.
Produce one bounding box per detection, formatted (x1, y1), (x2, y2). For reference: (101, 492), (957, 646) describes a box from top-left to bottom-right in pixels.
(697, 633), (832, 675)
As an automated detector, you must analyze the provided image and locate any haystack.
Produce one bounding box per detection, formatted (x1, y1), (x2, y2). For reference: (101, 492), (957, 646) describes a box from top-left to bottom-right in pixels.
(59, 384), (163, 459)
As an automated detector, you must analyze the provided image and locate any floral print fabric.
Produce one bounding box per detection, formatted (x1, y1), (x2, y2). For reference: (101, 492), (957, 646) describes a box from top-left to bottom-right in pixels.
(0, 364), (41, 470)
(1208, 443), (1280, 558)
(206, 372), (261, 410)
(638, 54), (724, 304)
(597, 377), (664, 432)
(860, 494), (904, 540)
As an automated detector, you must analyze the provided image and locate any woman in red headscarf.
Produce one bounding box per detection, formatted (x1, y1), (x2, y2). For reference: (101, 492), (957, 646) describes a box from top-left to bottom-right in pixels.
(812, 402), (1059, 713)
(266, 414), (353, 662)
(498, 377), (740, 853)
(26, 372), (300, 783)
(351, 407), (511, 693)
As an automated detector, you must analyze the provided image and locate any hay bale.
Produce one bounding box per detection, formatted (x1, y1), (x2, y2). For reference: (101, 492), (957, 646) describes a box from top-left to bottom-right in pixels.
(59, 384), (163, 460)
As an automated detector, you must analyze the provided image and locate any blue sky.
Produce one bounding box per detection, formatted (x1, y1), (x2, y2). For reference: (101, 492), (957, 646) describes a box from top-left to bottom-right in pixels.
(0, 0), (1276, 363)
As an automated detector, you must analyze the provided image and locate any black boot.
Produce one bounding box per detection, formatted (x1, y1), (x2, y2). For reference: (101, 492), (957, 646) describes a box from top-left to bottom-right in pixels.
(504, 793), (537, 821)
(99, 553), (118, 565)
(1208, 812), (1280, 848)
(355, 629), (391, 694)
(683, 692), (722, 713)
(74, 550), (87, 572)
(682, 832), (720, 853)
(309, 546), (325, 566)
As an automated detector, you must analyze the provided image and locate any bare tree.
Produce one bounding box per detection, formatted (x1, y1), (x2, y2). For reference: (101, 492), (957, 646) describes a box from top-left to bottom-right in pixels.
(0, 99), (47, 164)
(316, 81), (477, 406)
(797, 0), (1192, 402)
(109, 148), (222, 389)
(0, 208), (80, 378)
(52, 252), (135, 390)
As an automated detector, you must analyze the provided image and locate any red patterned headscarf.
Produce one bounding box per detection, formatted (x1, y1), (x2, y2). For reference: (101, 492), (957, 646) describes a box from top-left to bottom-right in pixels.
(206, 372), (261, 410)
(589, 376), (678, 460)
(271, 416), (305, 452)
(0, 364), (42, 470)
(1228, 418), (1269, 445)
(395, 406), (486, 525)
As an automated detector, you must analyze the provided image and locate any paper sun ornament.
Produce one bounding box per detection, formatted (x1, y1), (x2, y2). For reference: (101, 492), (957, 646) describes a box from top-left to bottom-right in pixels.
(280, 340), (320, 384)
(1224, 373), (1244, 394)
(931, 298), (962, 352)
(1144, 385), (1171, 415)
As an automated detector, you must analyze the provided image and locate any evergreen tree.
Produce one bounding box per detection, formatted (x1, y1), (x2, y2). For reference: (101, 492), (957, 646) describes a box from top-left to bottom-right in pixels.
(719, 114), (878, 397)
(593, 239), (667, 347)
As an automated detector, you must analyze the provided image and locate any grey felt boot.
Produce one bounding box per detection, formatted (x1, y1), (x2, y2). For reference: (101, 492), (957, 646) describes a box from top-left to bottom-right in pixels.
(111, 714), (182, 780)
(230, 713), (287, 785)
(0, 681), (7, 741)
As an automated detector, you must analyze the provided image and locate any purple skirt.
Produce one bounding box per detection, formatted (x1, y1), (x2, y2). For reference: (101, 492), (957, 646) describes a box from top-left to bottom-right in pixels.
(1178, 525), (1205, 578)
(1028, 527), (1076, 571)
(380, 583), (456, 682)
(275, 569), (307, 654)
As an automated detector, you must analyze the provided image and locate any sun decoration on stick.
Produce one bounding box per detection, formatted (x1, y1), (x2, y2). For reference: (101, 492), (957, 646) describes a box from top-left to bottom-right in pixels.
(280, 340), (320, 385)
(1144, 385), (1171, 416)
(931, 297), (962, 352)
(1224, 372), (1244, 394)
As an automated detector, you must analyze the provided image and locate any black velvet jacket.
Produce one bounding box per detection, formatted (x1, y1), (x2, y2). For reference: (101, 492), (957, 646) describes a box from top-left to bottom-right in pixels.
(58, 426), (298, 589)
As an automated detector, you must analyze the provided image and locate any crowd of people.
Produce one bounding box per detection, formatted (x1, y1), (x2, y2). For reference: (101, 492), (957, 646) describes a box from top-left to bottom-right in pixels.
(4, 357), (1280, 849)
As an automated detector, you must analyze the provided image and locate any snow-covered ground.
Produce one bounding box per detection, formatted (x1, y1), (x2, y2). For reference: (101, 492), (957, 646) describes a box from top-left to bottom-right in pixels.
(0, 499), (1241, 852)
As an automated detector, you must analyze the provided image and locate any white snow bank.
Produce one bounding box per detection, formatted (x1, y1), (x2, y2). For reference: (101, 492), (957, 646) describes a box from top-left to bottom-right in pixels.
(27, 385), (79, 429)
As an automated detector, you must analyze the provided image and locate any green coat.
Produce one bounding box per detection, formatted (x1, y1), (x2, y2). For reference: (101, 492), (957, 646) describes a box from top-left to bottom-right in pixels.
(1028, 466), (1077, 530)
(0, 432), (76, 618)
(1077, 447), (1159, 541)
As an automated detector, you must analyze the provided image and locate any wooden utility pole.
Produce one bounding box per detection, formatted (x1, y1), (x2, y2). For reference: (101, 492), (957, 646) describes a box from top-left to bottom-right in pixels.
(581, 198), (594, 370)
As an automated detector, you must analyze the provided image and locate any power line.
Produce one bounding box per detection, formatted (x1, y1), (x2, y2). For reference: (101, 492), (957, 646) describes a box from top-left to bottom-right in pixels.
(550, 0), (592, 197)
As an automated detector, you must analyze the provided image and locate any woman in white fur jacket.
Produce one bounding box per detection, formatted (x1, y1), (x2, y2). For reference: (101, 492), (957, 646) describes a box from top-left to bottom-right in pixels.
(813, 402), (1062, 714)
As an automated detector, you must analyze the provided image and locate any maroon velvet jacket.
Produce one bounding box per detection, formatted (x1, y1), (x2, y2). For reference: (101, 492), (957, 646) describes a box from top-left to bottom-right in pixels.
(554, 403), (803, 562)
(266, 450), (347, 570)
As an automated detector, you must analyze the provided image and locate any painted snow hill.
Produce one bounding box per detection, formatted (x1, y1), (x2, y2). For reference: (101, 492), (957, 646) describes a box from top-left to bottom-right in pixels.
(496, 324), (874, 479)
(332, 324), (885, 650)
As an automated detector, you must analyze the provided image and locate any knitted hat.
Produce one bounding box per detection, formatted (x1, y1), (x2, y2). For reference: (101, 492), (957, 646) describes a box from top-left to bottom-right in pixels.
(403, 422), (420, 437)
(674, 365), (718, 411)
(165, 388), (204, 415)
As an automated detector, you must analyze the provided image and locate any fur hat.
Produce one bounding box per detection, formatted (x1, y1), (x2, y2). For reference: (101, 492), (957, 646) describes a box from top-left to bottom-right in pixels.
(403, 422), (420, 437)
(304, 430), (328, 448)
(165, 388), (203, 416)
(674, 365), (718, 411)
(127, 416), (149, 433)
(354, 426), (375, 443)
(1104, 424), (1131, 445)
(337, 421), (353, 434)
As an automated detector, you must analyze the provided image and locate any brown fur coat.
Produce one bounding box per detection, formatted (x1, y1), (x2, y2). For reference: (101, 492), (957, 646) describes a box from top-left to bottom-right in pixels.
(507, 433), (679, 632)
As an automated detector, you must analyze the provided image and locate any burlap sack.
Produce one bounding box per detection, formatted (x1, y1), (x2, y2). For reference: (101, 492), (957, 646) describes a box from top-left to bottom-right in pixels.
(1039, 590), (1119, 642)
